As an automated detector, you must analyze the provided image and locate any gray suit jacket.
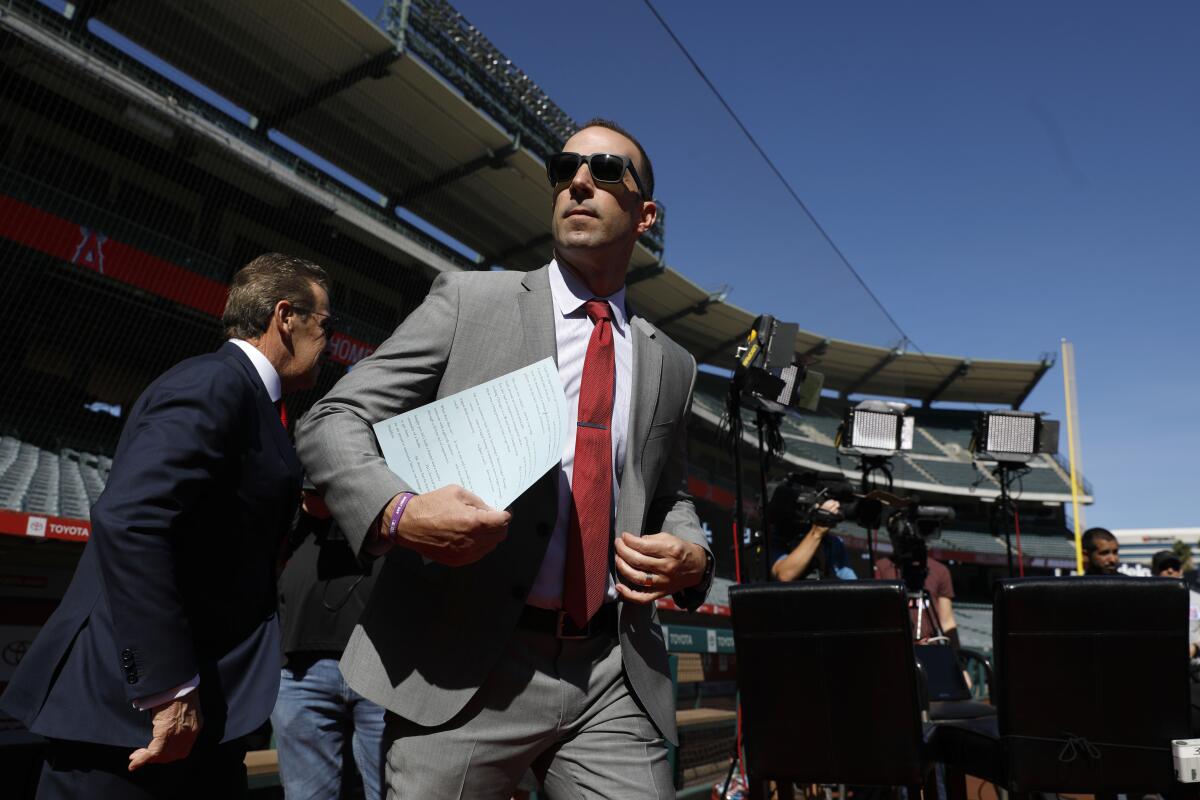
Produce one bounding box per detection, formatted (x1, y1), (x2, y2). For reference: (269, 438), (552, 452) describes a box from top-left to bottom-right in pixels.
(295, 265), (710, 743)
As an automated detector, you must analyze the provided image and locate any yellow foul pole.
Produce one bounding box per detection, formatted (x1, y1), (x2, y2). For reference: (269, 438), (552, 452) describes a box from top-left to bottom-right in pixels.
(1061, 339), (1086, 574)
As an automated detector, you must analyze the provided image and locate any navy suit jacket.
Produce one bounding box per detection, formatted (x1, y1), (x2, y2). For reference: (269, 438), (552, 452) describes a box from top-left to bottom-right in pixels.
(0, 342), (302, 746)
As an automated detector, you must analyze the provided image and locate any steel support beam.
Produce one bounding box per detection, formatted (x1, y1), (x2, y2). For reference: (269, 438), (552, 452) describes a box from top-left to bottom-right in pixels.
(478, 233), (553, 268)
(1011, 358), (1054, 410)
(840, 347), (903, 399)
(697, 333), (747, 366)
(625, 263), (666, 286)
(258, 48), (402, 131)
(66, 0), (117, 30)
(389, 136), (520, 209)
(923, 360), (971, 407)
(802, 339), (830, 359)
(656, 294), (725, 329)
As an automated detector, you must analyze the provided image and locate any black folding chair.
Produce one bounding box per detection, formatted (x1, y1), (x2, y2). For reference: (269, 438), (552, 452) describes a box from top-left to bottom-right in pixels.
(935, 576), (1192, 797)
(914, 644), (995, 720)
(730, 581), (933, 799)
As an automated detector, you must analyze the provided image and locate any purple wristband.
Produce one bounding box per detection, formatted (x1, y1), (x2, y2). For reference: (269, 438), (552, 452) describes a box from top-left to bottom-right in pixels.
(387, 492), (415, 545)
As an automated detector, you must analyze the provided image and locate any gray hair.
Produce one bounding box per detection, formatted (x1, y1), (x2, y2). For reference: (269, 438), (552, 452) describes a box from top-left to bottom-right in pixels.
(222, 253), (330, 340)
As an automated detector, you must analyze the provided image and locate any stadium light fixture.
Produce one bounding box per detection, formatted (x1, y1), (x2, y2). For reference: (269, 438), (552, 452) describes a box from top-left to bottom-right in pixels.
(971, 410), (1059, 463)
(837, 400), (914, 457)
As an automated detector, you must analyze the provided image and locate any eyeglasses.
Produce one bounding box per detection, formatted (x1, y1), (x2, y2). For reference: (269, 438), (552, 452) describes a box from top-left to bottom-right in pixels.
(546, 152), (648, 197)
(293, 306), (337, 338)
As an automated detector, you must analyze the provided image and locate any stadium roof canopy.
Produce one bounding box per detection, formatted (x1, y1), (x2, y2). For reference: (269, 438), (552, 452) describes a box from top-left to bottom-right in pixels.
(89, 0), (1051, 407)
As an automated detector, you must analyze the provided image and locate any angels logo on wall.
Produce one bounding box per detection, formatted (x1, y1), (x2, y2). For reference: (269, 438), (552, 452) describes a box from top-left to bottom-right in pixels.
(72, 226), (108, 274)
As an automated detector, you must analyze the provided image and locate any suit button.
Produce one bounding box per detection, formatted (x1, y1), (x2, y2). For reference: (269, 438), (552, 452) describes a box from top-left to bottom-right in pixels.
(511, 585), (527, 600)
(536, 523), (550, 538)
(127, 675), (138, 684)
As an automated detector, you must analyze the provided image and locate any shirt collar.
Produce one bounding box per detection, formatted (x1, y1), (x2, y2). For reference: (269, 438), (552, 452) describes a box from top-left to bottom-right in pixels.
(229, 339), (282, 403)
(548, 258), (628, 333)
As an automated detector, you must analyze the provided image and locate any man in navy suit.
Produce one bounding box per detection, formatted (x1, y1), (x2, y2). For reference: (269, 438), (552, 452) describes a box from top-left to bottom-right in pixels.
(0, 253), (332, 799)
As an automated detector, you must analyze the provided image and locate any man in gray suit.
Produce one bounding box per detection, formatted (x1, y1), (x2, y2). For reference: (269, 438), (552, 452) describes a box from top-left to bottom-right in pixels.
(296, 118), (712, 799)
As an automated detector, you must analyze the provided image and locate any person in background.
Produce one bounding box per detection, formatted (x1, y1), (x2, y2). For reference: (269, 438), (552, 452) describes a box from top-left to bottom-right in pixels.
(1150, 549), (1200, 659)
(272, 489), (385, 799)
(875, 523), (961, 648)
(1082, 527), (1121, 575)
(768, 496), (856, 582)
(1, 254), (329, 799)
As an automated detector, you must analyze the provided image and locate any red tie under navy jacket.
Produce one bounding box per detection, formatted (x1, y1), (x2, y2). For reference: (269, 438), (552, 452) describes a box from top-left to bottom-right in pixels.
(564, 299), (615, 627)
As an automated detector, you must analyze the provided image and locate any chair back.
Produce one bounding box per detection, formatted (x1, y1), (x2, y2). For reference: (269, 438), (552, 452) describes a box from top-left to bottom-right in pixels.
(730, 581), (926, 787)
(993, 576), (1190, 792)
(914, 644), (972, 702)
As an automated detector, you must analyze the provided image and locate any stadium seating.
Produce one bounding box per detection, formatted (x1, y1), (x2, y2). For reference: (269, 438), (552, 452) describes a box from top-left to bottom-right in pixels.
(0, 436), (115, 517)
(58, 451), (90, 519)
(1008, 462), (1070, 494)
(911, 458), (991, 489)
(0, 441), (40, 512)
(21, 448), (58, 516)
(81, 454), (107, 504)
(1012, 533), (1077, 560)
(908, 427), (949, 456)
(935, 529), (1008, 556)
(0, 436), (20, 478)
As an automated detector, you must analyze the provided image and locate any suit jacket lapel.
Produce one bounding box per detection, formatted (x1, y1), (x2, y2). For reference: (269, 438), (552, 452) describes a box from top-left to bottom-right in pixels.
(517, 266), (560, 521)
(518, 266), (557, 368)
(618, 316), (662, 536)
(221, 342), (302, 479)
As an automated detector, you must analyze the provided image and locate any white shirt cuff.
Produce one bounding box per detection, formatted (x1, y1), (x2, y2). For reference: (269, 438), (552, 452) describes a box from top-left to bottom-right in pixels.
(132, 674), (200, 711)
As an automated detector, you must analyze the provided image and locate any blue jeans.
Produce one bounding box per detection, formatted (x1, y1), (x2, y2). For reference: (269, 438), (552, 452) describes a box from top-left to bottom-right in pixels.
(271, 655), (386, 800)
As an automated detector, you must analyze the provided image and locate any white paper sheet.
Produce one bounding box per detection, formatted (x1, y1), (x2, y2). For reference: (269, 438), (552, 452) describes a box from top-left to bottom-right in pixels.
(373, 357), (568, 510)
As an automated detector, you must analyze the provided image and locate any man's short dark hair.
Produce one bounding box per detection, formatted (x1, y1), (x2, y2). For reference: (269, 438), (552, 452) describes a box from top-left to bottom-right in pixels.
(1081, 527), (1117, 555)
(222, 253), (329, 340)
(578, 117), (655, 199)
(1152, 550), (1183, 576)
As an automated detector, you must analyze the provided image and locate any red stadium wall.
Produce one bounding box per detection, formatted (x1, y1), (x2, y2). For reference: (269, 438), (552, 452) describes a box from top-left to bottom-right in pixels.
(0, 193), (377, 368)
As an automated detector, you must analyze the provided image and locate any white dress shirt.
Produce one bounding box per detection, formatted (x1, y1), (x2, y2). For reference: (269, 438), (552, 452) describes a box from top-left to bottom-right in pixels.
(526, 260), (633, 609)
(131, 339), (280, 711)
(230, 338), (283, 403)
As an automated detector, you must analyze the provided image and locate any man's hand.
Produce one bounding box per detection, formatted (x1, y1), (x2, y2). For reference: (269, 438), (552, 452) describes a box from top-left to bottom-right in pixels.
(810, 499), (840, 537)
(614, 532), (707, 605)
(128, 691), (202, 771)
(379, 485), (510, 566)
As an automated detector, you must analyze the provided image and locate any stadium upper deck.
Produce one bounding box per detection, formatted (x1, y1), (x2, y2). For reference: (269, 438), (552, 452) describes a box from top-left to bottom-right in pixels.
(74, 0), (1056, 407)
(0, 0), (1089, 570)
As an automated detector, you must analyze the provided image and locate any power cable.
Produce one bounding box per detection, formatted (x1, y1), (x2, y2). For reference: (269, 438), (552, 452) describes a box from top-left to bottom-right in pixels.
(641, 0), (1001, 399)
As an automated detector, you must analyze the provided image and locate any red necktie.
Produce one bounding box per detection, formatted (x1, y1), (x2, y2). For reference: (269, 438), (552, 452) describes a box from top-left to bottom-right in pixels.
(564, 299), (615, 627)
(276, 399), (288, 430)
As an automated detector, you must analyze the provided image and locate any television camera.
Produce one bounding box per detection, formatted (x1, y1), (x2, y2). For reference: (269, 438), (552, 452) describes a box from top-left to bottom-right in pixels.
(884, 501), (956, 594)
(767, 470), (885, 540)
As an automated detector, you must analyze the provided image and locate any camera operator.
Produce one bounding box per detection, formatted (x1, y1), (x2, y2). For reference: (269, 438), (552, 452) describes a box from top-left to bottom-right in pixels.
(767, 474), (857, 582)
(874, 511), (960, 648)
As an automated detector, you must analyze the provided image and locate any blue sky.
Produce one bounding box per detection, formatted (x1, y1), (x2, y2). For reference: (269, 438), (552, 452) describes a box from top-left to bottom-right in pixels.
(379, 0), (1197, 531)
(90, 1), (1200, 530)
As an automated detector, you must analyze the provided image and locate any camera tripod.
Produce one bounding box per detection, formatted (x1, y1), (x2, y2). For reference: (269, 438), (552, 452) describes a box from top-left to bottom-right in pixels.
(908, 588), (948, 643)
(900, 559), (948, 643)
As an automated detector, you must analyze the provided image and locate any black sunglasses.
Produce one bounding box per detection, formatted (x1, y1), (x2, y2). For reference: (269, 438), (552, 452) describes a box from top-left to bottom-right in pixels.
(546, 152), (648, 197)
(293, 306), (337, 338)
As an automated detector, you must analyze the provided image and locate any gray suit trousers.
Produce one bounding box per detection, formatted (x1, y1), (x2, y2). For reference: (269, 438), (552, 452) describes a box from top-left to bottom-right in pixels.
(382, 625), (672, 800)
